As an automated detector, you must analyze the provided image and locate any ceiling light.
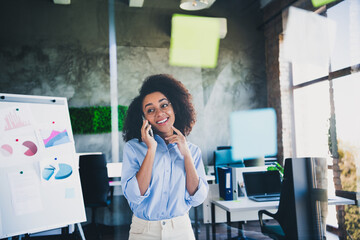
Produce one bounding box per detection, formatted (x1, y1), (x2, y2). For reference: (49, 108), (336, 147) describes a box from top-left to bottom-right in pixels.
(180, 0), (209, 11)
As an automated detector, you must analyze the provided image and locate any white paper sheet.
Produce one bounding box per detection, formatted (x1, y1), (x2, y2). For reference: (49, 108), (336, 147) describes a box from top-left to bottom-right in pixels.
(0, 105), (35, 134)
(328, 0), (360, 71)
(8, 169), (43, 216)
(284, 7), (336, 62)
(0, 127), (41, 167)
(283, 7), (336, 83)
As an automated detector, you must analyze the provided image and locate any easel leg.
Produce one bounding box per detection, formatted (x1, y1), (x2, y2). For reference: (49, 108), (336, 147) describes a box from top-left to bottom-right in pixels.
(77, 223), (86, 240)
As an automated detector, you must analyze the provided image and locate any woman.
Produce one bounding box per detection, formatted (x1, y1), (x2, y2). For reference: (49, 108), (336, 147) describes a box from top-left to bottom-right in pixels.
(121, 74), (208, 240)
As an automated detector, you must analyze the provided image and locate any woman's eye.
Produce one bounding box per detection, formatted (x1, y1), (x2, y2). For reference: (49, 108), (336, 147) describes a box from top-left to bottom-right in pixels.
(147, 109), (154, 114)
(161, 103), (169, 108)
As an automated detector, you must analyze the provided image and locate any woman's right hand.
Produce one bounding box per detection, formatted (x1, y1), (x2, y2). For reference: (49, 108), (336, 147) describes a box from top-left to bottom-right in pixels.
(141, 119), (157, 149)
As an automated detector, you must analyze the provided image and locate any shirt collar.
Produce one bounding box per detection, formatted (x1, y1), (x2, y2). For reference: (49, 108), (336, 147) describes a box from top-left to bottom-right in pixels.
(154, 134), (177, 150)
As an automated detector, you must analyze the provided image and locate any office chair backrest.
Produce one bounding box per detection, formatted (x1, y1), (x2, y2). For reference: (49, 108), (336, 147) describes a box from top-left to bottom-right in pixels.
(260, 158), (325, 240)
(276, 158), (297, 239)
(79, 154), (110, 206)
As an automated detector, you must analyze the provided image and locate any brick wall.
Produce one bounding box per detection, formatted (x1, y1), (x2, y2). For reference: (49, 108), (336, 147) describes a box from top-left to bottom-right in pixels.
(263, 0), (295, 164)
(263, 0), (346, 238)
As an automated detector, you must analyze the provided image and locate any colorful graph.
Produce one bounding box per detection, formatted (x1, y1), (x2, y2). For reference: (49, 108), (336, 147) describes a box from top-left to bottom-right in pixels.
(22, 141), (38, 156)
(42, 165), (55, 181)
(0, 144), (13, 157)
(42, 129), (70, 148)
(55, 163), (73, 179)
(42, 163), (72, 181)
(3, 108), (31, 131)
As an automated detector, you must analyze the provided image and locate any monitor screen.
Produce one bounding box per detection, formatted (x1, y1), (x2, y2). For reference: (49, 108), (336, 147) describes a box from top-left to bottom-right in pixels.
(243, 170), (282, 196)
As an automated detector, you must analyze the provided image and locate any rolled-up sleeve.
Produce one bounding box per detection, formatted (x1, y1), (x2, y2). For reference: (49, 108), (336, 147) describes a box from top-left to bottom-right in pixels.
(185, 146), (209, 207)
(121, 143), (150, 205)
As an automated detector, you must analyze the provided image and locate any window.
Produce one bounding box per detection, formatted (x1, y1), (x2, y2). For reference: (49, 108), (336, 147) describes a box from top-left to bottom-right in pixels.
(280, 0), (360, 238)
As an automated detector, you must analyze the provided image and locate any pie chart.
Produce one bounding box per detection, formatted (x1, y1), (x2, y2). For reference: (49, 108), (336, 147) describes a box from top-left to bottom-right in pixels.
(23, 141), (38, 156)
(42, 165), (55, 181)
(55, 163), (72, 179)
(0, 144), (13, 157)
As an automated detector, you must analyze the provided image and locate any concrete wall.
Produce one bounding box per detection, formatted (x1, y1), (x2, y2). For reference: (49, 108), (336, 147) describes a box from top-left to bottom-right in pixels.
(0, 0), (267, 227)
(0, 0), (267, 166)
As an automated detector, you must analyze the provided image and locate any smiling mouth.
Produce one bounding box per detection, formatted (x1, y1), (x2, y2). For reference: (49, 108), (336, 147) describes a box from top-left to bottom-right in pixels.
(156, 118), (168, 124)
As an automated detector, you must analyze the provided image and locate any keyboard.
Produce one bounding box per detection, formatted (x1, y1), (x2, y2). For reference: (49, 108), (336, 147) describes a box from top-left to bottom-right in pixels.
(248, 195), (280, 202)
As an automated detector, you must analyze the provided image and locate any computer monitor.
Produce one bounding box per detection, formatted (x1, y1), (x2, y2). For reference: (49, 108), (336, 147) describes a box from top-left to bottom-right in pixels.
(229, 108), (277, 164)
(214, 147), (244, 183)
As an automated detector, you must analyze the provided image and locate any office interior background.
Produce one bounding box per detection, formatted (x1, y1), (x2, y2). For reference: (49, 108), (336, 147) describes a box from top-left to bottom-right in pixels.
(0, 0), (359, 239)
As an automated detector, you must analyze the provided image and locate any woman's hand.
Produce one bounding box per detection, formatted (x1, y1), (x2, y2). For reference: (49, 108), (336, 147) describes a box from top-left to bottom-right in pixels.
(141, 119), (157, 150)
(137, 119), (157, 196)
(166, 126), (199, 195)
(165, 126), (191, 158)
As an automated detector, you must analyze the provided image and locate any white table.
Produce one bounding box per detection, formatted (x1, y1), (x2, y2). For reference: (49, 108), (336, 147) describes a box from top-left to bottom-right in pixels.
(206, 175), (216, 183)
(210, 196), (355, 239)
(108, 174), (215, 187)
(107, 162), (122, 178)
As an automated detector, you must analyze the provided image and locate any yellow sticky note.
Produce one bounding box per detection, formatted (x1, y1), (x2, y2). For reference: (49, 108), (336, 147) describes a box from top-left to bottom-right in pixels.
(311, 0), (336, 7)
(169, 14), (220, 68)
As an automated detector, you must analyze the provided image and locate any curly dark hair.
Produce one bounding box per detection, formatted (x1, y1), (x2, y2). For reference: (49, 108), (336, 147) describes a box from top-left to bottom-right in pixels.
(122, 74), (196, 142)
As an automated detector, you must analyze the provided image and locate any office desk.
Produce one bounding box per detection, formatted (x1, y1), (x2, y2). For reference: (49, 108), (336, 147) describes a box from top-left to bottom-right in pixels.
(108, 174), (215, 187)
(210, 196), (355, 240)
(206, 175), (216, 183)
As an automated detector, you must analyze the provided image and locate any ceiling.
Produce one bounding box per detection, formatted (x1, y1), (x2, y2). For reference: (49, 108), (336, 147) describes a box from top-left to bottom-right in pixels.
(127, 0), (274, 12)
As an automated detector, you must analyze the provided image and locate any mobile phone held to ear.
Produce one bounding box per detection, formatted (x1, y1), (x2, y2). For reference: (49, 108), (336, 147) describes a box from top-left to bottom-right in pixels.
(142, 115), (154, 137)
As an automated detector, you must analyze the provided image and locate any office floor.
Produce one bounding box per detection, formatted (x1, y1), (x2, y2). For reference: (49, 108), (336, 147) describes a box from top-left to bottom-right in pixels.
(11, 221), (271, 240)
(80, 220), (273, 240)
(10, 220), (340, 240)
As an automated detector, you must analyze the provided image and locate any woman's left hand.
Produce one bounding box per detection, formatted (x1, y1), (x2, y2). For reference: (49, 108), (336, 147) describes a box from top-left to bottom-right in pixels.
(167, 126), (199, 196)
(165, 126), (191, 158)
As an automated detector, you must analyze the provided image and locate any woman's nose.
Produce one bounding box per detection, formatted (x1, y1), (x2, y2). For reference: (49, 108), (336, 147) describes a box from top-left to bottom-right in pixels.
(155, 108), (166, 116)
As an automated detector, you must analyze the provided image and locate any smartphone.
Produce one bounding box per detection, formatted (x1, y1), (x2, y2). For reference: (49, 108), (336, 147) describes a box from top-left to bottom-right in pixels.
(142, 115), (154, 137)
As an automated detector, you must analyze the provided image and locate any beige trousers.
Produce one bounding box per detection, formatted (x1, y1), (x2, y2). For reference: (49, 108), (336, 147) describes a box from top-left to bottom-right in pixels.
(128, 214), (196, 240)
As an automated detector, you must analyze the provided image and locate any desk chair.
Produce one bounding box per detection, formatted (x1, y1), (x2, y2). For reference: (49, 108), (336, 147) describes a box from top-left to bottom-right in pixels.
(79, 153), (111, 239)
(259, 157), (332, 240)
(258, 160), (296, 240)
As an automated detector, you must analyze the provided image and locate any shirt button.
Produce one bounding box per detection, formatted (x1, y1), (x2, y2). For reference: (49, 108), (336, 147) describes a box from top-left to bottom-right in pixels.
(162, 221), (166, 225)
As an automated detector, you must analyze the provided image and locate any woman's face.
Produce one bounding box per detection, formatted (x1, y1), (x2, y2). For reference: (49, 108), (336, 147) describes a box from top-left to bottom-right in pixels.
(142, 91), (175, 138)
